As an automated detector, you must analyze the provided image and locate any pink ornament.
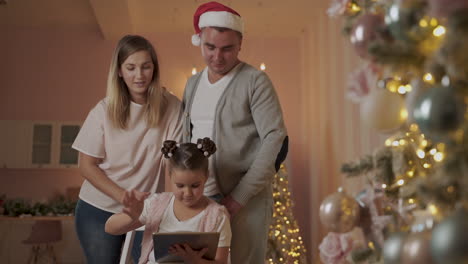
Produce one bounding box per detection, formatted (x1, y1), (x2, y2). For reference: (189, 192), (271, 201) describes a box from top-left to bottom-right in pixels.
(428, 0), (468, 17)
(350, 14), (384, 59)
(327, 0), (352, 17)
(347, 63), (380, 103)
(319, 228), (367, 264)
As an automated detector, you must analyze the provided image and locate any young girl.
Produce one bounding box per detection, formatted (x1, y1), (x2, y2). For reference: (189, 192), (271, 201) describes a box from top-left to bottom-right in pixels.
(105, 138), (231, 264)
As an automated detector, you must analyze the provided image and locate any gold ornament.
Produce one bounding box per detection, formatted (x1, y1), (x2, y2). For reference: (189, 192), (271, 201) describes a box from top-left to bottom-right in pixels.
(319, 188), (360, 233)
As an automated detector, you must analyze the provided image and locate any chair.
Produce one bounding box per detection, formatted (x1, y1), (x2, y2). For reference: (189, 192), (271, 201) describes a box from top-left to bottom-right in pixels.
(120, 226), (145, 264)
(22, 220), (62, 264)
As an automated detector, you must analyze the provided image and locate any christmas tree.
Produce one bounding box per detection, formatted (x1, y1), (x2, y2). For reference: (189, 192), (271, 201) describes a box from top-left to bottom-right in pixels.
(266, 164), (308, 264)
(318, 0), (468, 263)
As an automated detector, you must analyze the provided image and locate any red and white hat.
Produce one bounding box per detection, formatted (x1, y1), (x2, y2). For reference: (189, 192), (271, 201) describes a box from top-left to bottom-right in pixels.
(191, 1), (244, 46)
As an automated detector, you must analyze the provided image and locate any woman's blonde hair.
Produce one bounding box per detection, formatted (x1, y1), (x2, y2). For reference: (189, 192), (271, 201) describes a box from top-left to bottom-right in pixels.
(106, 35), (166, 129)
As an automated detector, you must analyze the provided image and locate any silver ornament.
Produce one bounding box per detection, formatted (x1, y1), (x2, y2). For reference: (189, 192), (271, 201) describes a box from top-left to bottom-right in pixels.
(383, 232), (407, 264)
(431, 209), (468, 264)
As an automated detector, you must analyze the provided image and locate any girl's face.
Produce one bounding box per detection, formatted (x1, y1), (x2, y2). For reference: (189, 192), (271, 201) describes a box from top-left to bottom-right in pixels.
(171, 169), (207, 208)
(119, 50), (154, 104)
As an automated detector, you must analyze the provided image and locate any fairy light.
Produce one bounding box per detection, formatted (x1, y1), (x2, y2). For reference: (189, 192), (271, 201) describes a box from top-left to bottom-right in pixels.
(428, 204), (439, 215)
(410, 123), (419, 132)
(260, 63), (266, 71)
(423, 73), (435, 84)
(433, 25), (446, 37)
(350, 2), (361, 12)
(385, 139), (392, 146)
(417, 149), (426, 159)
(419, 18), (428, 27)
(382, 184), (387, 189)
(191, 67), (197, 75)
(421, 139), (428, 147)
(400, 108), (408, 121)
(397, 179), (405, 186)
(434, 152), (444, 162)
(267, 167), (307, 263)
(430, 18), (438, 27)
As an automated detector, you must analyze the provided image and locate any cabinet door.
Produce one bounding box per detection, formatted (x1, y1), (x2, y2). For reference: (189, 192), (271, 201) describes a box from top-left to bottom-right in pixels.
(0, 120), (33, 168)
(30, 123), (54, 168)
(58, 124), (81, 168)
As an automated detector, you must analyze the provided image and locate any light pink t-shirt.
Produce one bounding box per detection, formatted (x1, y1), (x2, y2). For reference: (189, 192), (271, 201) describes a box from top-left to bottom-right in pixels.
(72, 91), (182, 213)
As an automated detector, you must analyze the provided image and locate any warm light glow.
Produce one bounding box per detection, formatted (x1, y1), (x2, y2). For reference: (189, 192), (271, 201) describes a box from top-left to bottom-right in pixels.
(419, 18), (428, 27)
(433, 25), (446, 37)
(400, 108), (408, 121)
(398, 85), (407, 94)
(423, 73), (434, 84)
(421, 140), (428, 147)
(428, 204), (438, 215)
(434, 152), (444, 162)
(351, 3), (361, 11)
(417, 149), (426, 159)
(408, 198), (415, 204)
(382, 184), (387, 189)
(385, 139), (392, 146)
(409, 124), (419, 132)
(260, 63), (266, 71)
(191, 67), (197, 75)
(397, 179), (405, 186)
(430, 18), (438, 27)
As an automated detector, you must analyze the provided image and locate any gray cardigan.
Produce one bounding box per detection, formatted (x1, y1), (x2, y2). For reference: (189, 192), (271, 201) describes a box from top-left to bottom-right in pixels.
(182, 62), (287, 205)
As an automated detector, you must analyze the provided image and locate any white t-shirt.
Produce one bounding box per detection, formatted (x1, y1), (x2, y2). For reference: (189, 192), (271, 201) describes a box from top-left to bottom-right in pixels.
(72, 92), (182, 213)
(139, 194), (231, 264)
(190, 64), (242, 196)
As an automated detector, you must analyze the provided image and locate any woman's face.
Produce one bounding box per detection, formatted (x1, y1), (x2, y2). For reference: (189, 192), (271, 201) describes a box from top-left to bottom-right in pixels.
(170, 168), (207, 208)
(119, 50), (154, 104)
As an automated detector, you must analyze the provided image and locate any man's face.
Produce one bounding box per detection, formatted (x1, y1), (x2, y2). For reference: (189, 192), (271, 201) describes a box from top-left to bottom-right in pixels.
(200, 27), (242, 80)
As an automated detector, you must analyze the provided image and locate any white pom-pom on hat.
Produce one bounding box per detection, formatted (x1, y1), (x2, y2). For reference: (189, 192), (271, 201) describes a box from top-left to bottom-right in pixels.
(192, 34), (201, 46)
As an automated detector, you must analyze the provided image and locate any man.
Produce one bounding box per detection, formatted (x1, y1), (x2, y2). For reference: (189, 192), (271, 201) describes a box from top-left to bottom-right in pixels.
(182, 2), (288, 263)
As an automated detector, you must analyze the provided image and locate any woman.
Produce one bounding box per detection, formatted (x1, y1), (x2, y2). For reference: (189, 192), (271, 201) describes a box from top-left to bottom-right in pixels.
(72, 35), (182, 263)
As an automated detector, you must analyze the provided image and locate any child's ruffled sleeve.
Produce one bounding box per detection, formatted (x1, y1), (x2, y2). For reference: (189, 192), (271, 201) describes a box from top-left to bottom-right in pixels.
(139, 193), (159, 225)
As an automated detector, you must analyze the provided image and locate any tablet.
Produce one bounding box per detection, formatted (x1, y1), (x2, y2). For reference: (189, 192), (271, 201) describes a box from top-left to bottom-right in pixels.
(152, 232), (220, 263)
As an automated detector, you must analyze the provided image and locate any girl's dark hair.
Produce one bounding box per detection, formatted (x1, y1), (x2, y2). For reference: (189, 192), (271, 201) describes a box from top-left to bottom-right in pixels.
(161, 138), (216, 174)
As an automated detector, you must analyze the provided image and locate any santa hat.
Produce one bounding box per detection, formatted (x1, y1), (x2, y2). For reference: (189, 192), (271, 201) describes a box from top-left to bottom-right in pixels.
(191, 1), (244, 46)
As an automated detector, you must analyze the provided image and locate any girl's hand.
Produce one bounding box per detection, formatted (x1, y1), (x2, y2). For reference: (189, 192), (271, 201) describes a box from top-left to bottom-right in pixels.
(121, 189), (149, 220)
(168, 243), (208, 264)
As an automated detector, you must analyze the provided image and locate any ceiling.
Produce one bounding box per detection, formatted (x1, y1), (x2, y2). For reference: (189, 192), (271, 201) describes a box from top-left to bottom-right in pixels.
(0, 0), (328, 39)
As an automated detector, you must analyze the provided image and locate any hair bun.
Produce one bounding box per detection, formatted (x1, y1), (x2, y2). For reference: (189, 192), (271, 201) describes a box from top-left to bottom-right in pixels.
(196, 137), (217, 157)
(161, 140), (178, 158)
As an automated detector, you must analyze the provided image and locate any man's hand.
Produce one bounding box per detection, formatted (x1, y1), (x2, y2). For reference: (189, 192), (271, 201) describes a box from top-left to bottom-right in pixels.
(121, 189), (149, 220)
(221, 195), (243, 219)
